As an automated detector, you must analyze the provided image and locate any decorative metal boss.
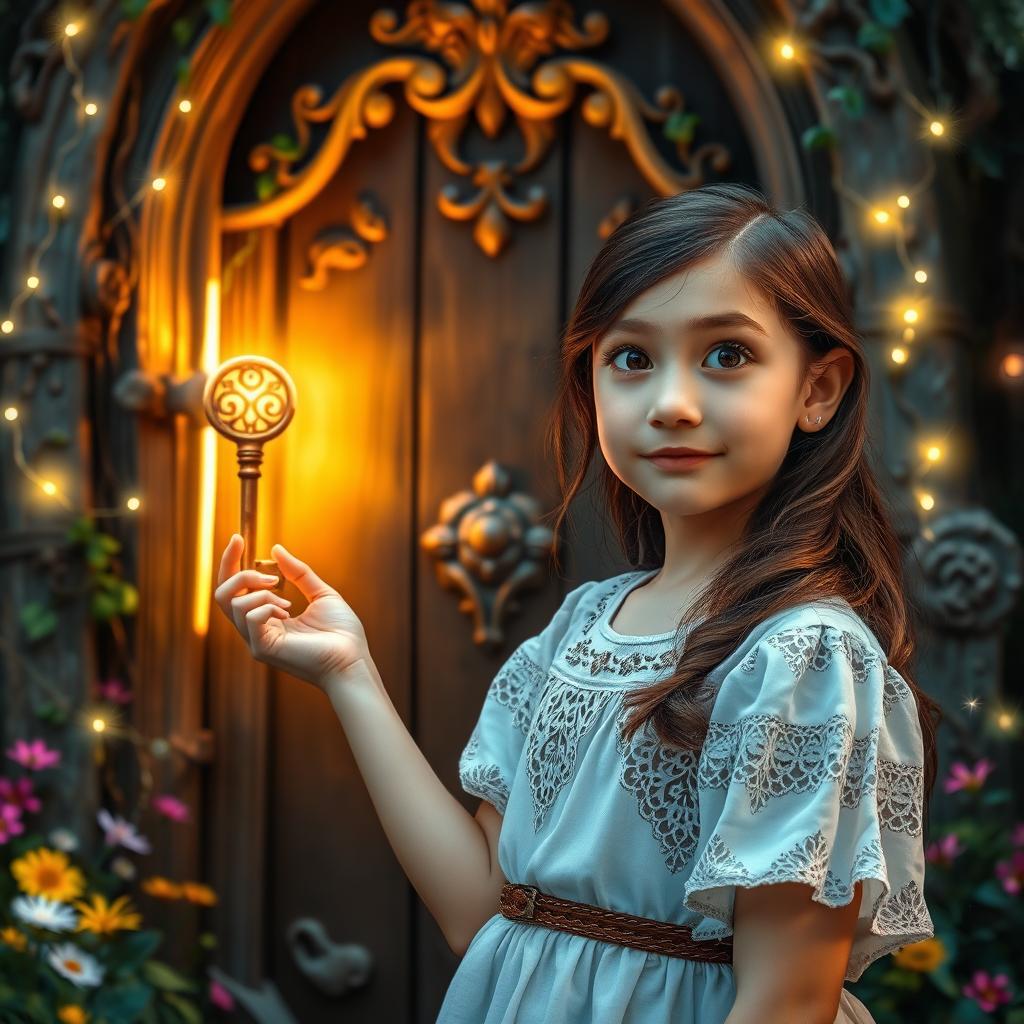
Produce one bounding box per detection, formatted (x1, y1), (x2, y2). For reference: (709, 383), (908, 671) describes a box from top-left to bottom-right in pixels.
(203, 355), (297, 587)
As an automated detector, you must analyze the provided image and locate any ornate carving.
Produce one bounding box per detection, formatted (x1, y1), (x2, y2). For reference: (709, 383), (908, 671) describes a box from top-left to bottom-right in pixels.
(300, 192), (390, 288)
(287, 918), (373, 997)
(222, 0), (731, 254)
(420, 460), (556, 647)
(908, 507), (1023, 632)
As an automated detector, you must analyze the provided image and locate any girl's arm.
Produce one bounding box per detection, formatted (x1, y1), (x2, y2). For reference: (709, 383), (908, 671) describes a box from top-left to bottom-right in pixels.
(326, 658), (507, 956)
(724, 880), (863, 1024)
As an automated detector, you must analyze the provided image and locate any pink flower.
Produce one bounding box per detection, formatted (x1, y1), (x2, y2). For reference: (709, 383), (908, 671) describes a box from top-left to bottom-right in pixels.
(151, 794), (190, 823)
(962, 969), (1012, 1012)
(0, 776), (41, 815)
(0, 804), (25, 845)
(209, 978), (235, 1011)
(95, 677), (133, 704)
(943, 758), (995, 794)
(925, 832), (964, 867)
(995, 850), (1024, 896)
(6, 738), (61, 770)
(97, 808), (151, 854)
(1012, 822), (1024, 847)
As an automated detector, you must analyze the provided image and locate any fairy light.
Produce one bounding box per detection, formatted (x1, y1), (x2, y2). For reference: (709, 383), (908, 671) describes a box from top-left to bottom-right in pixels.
(919, 492), (935, 511)
(26, 275), (39, 290)
(872, 208), (891, 225)
(777, 39), (797, 61)
(1002, 353), (1023, 378)
(914, 269), (928, 283)
(151, 177), (166, 192)
(92, 717), (107, 733)
(4, 407), (18, 421)
(1, 321), (13, 335)
(897, 194), (911, 208)
(891, 346), (909, 365)
(64, 21), (80, 37)
(51, 194), (66, 210)
(964, 698), (981, 712)
(996, 710), (1016, 731)
(925, 444), (943, 463)
(903, 307), (919, 324)
(903, 327), (916, 341)
(178, 98), (192, 113)
(126, 496), (141, 511)
(84, 101), (98, 116)
(929, 119), (945, 136)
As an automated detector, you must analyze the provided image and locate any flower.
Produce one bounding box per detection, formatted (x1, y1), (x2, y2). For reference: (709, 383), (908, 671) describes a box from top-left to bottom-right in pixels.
(110, 855), (136, 881)
(995, 850), (1024, 895)
(73, 893), (142, 935)
(0, 925), (27, 951)
(0, 776), (41, 814)
(45, 942), (105, 987)
(94, 678), (132, 704)
(0, 804), (25, 844)
(97, 808), (151, 854)
(12, 894), (79, 932)
(209, 977), (235, 1011)
(891, 937), (947, 972)
(962, 969), (1013, 1012)
(141, 875), (183, 899)
(181, 881), (217, 906)
(6, 738), (61, 770)
(57, 1007), (89, 1024)
(943, 758), (995, 794)
(11, 847), (86, 901)
(49, 827), (80, 853)
(151, 794), (190, 822)
(925, 833), (964, 867)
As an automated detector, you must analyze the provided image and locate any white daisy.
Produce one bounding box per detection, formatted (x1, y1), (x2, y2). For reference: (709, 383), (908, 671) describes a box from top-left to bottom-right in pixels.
(110, 855), (137, 881)
(46, 942), (105, 987)
(11, 894), (78, 932)
(49, 827), (79, 852)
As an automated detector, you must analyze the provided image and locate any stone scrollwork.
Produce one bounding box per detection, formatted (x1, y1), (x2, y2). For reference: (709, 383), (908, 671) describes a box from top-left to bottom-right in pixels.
(908, 507), (1023, 632)
(222, 0), (731, 255)
(420, 460), (556, 648)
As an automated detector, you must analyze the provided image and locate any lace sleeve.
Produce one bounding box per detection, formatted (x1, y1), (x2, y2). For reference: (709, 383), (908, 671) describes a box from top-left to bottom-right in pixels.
(682, 609), (935, 983)
(458, 579), (599, 815)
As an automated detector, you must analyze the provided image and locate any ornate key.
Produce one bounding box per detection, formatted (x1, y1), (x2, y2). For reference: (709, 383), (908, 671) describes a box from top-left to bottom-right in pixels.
(203, 355), (297, 590)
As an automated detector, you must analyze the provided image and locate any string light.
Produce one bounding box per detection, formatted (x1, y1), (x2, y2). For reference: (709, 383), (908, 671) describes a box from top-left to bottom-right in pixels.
(903, 307), (919, 324)
(51, 194), (66, 210)
(914, 269), (928, 283)
(178, 98), (192, 113)
(26, 275), (39, 290)
(1002, 353), (1023, 379)
(777, 39), (797, 61)
(918, 492), (935, 511)
(891, 346), (909, 365)
(1, 321), (13, 335)
(151, 176), (166, 192)
(903, 327), (916, 341)
(84, 101), (98, 116)
(64, 21), (80, 37)
(126, 496), (141, 511)
(897, 194), (911, 208)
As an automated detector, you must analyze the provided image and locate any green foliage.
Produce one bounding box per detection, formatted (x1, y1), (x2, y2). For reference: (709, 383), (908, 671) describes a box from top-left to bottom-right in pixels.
(827, 85), (866, 119)
(857, 20), (895, 55)
(801, 124), (838, 151)
(663, 111), (701, 145)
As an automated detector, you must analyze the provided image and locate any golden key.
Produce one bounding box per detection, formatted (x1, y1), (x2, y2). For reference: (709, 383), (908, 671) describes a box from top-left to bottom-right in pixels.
(202, 355), (297, 591)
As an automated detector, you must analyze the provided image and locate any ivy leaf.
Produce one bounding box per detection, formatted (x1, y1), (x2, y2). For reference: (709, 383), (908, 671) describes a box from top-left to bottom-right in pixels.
(90, 589), (121, 621)
(161, 991), (203, 1024)
(142, 960), (198, 994)
(270, 132), (301, 157)
(869, 0), (909, 28)
(205, 0), (232, 26)
(857, 21), (894, 54)
(171, 15), (197, 48)
(120, 581), (140, 616)
(255, 172), (279, 201)
(35, 700), (69, 726)
(826, 85), (865, 118)
(108, 928), (164, 971)
(801, 124), (837, 151)
(20, 601), (57, 643)
(663, 111), (700, 144)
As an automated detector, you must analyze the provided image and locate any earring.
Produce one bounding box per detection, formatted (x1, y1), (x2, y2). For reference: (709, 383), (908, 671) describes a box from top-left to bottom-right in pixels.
(805, 415), (823, 426)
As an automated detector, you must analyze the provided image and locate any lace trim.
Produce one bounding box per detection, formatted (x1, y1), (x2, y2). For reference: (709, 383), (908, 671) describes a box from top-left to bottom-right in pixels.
(739, 623), (880, 683)
(882, 664), (913, 715)
(489, 644), (549, 734)
(459, 733), (511, 814)
(562, 635), (678, 679)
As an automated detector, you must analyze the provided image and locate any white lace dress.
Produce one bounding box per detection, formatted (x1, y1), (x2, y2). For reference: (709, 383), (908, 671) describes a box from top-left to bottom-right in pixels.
(436, 569), (934, 1024)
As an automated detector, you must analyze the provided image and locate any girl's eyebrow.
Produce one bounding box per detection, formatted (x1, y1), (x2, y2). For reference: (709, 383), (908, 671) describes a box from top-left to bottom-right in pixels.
(605, 310), (769, 339)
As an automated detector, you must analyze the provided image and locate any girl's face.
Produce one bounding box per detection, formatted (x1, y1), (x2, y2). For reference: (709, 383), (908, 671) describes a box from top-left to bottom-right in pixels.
(591, 252), (837, 522)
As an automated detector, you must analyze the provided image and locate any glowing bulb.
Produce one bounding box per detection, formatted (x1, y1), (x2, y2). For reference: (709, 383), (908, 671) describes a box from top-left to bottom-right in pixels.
(964, 698), (981, 711)
(40, 480), (58, 496)
(903, 328), (916, 341)
(872, 208), (890, 225)
(1, 320), (13, 334)
(178, 98), (192, 113)
(997, 711), (1015, 730)
(65, 22), (79, 37)
(84, 101), (98, 116)
(126, 496), (141, 511)
(903, 307), (919, 324)
(890, 347), (908, 365)
(919, 492), (934, 511)
(897, 195), (911, 208)
(929, 119), (945, 136)
(26, 275), (39, 290)
(925, 445), (943, 462)
(4, 407), (18, 421)
(92, 717), (106, 733)
(778, 40), (796, 60)
(152, 177), (166, 192)
(51, 194), (66, 210)
(1002, 353), (1023, 378)
(914, 269), (928, 283)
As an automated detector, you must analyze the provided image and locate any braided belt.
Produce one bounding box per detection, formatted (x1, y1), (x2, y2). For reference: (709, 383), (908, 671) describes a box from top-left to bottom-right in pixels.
(498, 882), (733, 964)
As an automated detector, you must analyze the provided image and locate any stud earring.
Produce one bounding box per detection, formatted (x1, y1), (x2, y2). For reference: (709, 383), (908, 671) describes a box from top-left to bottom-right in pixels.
(805, 415), (823, 425)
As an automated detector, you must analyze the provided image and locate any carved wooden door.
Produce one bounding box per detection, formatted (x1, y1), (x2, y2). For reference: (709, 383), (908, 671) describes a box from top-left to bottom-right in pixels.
(207, 1), (783, 1020)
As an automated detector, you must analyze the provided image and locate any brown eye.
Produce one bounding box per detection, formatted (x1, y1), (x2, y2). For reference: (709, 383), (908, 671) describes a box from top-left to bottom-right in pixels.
(602, 345), (650, 373)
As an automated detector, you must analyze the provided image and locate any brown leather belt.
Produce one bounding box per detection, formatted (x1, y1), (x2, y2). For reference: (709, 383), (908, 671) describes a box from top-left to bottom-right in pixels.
(499, 882), (733, 964)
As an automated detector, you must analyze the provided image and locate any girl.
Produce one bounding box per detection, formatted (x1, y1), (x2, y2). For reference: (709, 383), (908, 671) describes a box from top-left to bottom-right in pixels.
(214, 182), (942, 1024)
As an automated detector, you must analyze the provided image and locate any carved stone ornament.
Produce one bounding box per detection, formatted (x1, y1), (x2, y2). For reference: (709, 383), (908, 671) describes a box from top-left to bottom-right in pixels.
(908, 507), (1023, 632)
(420, 460), (556, 648)
(221, 0), (731, 255)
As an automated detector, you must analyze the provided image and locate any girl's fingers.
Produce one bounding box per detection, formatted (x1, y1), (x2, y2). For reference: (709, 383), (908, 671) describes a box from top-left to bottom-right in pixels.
(216, 534), (242, 587)
(271, 543), (337, 603)
(229, 589), (291, 638)
(244, 602), (288, 651)
(214, 568), (281, 617)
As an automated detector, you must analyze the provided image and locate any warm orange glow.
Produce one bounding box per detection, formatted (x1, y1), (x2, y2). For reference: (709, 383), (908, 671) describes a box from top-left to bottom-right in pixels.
(193, 278), (220, 636)
(3, 407), (17, 421)
(126, 496), (141, 511)
(890, 347), (908, 365)
(897, 195), (910, 208)
(26, 275), (39, 290)
(1002, 353), (1023, 378)
(178, 99), (193, 114)
(1, 320), (13, 334)
(84, 101), (98, 116)
(914, 269), (928, 283)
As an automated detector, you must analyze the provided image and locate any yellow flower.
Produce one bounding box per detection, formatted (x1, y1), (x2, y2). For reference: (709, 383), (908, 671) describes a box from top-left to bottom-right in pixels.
(72, 893), (142, 935)
(10, 847), (86, 902)
(0, 925), (27, 951)
(57, 1007), (89, 1024)
(892, 936), (947, 972)
(181, 881), (217, 906)
(140, 875), (183, 899)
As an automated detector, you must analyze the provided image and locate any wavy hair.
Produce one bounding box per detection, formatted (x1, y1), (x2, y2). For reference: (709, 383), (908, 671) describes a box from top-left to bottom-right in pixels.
(542, 182), (943, 826)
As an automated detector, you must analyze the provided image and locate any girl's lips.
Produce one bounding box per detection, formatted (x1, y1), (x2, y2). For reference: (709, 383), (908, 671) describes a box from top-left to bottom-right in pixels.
(643, 453), (718, 470)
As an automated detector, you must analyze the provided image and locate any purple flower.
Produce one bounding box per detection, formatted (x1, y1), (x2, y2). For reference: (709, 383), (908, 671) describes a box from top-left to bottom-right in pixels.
(95, 678), (133, 705)
(97, 808), (151, 854)
(209, 977), (235, 1011)
(0, 804), (24, 845)
(0, 776), (41, 815)
(6, 738), (61, 770)
(995, 850), (1024, 896)
(151, 794), (190, 823)
(925, 832), (964, 867)
(943, 758), (995, 794)
(962, 970), (1012, 1012)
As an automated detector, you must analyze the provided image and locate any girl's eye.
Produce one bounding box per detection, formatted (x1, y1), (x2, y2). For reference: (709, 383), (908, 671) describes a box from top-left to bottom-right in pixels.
(600, 341), (755, 374)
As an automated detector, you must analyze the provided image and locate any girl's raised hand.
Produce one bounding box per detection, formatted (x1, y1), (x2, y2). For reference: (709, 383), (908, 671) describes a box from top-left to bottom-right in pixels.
(213, 534), (372, 690)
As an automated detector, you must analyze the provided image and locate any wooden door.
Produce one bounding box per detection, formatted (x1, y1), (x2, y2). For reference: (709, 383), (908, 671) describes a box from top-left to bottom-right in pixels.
(209, 1), (766, 1019)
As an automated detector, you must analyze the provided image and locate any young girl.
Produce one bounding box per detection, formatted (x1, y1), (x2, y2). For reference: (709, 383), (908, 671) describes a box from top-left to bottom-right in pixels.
(214, 182), (941, 1024)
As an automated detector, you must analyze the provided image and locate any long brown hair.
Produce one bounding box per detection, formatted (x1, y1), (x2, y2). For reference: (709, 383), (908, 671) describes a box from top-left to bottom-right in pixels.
(542, 182), (943, 826)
